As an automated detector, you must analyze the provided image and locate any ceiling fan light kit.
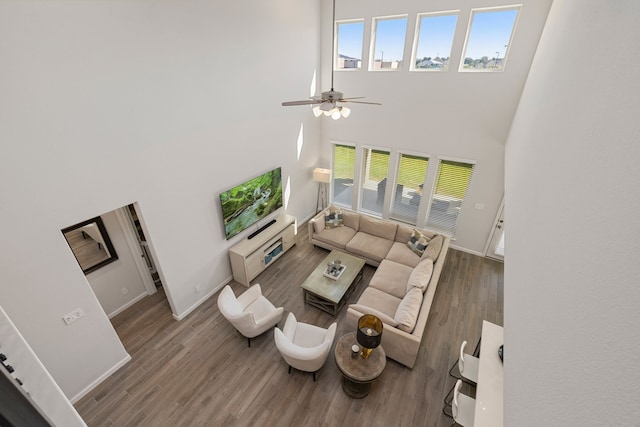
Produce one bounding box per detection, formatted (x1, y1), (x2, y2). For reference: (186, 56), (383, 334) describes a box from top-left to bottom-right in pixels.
(282, 0), (380, 119)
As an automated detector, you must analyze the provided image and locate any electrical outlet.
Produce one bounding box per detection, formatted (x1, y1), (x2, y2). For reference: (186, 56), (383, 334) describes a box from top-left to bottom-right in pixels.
(122, 287), (129, 295)
(195, 285), (202, 293)
(63, 308), (84, 325)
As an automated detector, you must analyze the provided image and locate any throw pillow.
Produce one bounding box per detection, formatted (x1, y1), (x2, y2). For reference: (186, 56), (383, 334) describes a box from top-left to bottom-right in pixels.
(324, 207), (344, 228)
(421, 234), (443, 261)
(407, 228), (431, 256)
(407, 258), (434, 293)
(394, 288), (423, 333)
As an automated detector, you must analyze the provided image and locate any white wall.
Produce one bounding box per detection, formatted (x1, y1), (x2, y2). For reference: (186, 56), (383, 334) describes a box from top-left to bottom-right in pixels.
(319, 0), (552, 253)
(0, 0), (321, 401)
(505, 1), (640, 424)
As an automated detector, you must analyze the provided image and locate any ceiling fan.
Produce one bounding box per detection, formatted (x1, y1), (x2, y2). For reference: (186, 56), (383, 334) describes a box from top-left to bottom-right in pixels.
(282, 0), (381, 119)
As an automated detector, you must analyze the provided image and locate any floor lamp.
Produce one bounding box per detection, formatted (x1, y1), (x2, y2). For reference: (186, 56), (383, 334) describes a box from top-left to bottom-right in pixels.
(313, 168), (331, 213)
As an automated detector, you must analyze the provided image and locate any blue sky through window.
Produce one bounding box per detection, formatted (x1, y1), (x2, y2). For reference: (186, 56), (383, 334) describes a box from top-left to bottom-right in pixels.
(373, 17), (408, 62)
(464, 8), (518, 60)
(335, 8), (519, 71)
(415, 14), (458, 60)
(337, 21), (364, 60)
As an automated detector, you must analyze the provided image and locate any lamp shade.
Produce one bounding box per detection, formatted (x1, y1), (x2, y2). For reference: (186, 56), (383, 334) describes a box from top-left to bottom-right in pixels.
(356, 315), (383, 358)
(313, 168), (331, 183)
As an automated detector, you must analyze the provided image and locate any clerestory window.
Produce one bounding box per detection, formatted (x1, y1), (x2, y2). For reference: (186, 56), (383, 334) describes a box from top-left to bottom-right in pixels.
(370, 15), (408, 71)
(460, 6), (521, 72)
(336, 20), (365, 70)
(411, 12), (459, 72)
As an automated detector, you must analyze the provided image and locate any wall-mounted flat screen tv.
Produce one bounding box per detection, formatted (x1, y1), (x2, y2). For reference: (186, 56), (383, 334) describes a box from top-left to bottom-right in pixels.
(220, 167), (283, 240)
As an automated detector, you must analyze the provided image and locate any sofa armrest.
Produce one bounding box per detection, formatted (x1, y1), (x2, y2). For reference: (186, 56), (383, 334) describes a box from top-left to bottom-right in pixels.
(308, 208), (329, 242)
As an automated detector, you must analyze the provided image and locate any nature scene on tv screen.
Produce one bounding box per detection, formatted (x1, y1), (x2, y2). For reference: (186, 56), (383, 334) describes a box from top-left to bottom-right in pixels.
(220, 168), (283, 239)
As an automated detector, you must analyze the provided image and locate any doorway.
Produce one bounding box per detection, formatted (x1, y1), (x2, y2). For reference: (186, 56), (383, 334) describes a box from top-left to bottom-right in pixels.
(485, 201), (504, 261)
(60, 202), (168, 318)
(123, 204), (163, 290)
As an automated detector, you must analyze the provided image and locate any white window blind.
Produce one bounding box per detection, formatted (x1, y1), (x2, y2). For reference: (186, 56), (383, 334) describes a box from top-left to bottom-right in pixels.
(359, 148), (390, 216)
(426, 160), (475, 236)
(389, 153), (429, 224)
(332, 144), (356, 208)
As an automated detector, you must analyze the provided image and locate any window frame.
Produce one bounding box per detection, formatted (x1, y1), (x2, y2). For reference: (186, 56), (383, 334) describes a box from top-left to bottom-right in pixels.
(388, 151), (431, 225)
(330, 141), (358, 210)
(410, 10), (460, 72)
(368, 14), (409, 72)
(335, 19), (365, 72)
(358, 146), (392, 217)
(424, 156), (476, 237)
(459, 5), (522, 73)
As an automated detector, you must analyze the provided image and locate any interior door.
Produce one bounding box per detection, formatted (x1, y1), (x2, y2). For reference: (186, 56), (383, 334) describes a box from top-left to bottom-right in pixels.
(486, 203), (504, 261)
(124, 204), (163, 289)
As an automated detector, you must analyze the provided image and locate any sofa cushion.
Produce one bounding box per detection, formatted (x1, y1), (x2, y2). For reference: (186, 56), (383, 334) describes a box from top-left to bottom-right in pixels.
(324, 207), (344, 228)
(346, 232), (394, 263)
(386, 242), (422, 268)
(350, 304), (399, 327)
(394, 287), (423, 333)
(421, 234), (444, 261)
(369, 259), (414, 299)
(395, 224), (414, 243)
(342, 210), (360, 230)
(358, 214), (397, 241)
(354, 287), (401, 320)
(407, 258), (433, 293)
(407, 228), (432, 256)
(313, 226), (357, 249)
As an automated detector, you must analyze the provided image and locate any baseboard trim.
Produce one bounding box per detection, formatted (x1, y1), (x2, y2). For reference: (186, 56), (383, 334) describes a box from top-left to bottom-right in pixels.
(448, 243), (485, 257)
(172, 276), (233, 321)
(70, 353), (131, 403)
(107, 292), (149, 319)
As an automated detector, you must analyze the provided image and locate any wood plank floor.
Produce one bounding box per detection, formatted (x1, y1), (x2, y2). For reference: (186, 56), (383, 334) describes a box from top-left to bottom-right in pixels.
(75, 223), (503, 427)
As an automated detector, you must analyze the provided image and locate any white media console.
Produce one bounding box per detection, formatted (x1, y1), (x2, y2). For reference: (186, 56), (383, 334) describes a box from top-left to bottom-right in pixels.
(229, 214), (297, 286)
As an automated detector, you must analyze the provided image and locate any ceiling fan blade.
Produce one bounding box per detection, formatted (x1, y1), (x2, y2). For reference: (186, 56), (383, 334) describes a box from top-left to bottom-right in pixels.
(282, 99), (322, 106)
(340, 97), (366, 101)
(340, 100), (382, 105)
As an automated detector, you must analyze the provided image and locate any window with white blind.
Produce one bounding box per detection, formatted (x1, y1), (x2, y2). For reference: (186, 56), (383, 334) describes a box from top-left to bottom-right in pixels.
(359, 148), (390, 216)
(332, 144), (356, 208)
(426, 159), (475, 236)
(389, 153), (429, 224)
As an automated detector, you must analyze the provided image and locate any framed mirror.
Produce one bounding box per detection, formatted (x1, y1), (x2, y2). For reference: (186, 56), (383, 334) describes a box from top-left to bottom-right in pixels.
(61, 216), (118, 274)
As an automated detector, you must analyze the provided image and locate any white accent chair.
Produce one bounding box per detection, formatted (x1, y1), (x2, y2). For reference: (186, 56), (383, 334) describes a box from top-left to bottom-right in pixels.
(217, 284), (284, 347)
(274, 313), (337, 381)
(452, 379), (475, 427)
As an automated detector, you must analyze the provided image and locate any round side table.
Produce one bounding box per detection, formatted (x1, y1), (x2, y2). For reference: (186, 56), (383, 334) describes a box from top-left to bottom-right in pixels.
(334, 332), (386, 398)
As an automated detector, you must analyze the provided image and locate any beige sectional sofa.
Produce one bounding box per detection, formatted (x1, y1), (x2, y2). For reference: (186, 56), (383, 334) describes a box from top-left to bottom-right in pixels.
(308, 207), (450, 368)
